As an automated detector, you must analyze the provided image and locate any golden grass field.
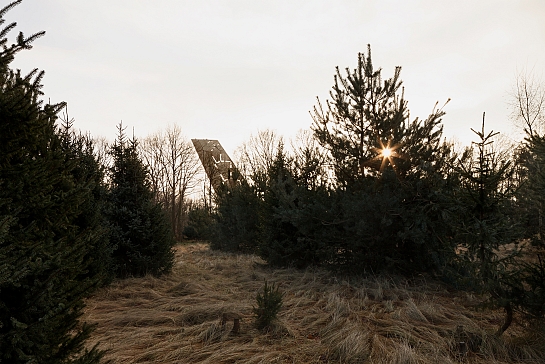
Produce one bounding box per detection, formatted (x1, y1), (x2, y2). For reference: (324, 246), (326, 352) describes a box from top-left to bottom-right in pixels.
(83, 243), (545, 363)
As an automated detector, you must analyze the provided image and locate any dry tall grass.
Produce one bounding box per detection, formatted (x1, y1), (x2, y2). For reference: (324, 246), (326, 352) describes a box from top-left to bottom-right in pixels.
(84, 243), (545, 363)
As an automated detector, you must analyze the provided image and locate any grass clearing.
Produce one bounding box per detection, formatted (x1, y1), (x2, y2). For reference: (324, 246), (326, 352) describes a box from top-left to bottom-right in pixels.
(84, 242), (545, 363)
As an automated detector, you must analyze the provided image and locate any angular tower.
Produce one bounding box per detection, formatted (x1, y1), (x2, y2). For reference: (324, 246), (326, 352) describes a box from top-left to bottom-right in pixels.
(191, 139), (240, 192)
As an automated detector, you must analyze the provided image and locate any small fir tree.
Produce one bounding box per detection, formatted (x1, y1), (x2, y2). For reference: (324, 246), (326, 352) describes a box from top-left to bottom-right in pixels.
(183, 202), (213, 240)
(253, 281), (284, 331)
(453, 114), (521, 336)
(519, 133), (545, 246)
(258, 143), (299, 265)
(106, 123), (174, 277)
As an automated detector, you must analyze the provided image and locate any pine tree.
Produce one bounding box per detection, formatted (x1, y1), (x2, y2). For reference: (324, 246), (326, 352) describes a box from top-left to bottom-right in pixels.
(183, 201), (214, 241)
(311, 44), (449, 186)
(0, 2), (104, 362)
(310, 46), (456, 272)
(106, 123), (174, 277)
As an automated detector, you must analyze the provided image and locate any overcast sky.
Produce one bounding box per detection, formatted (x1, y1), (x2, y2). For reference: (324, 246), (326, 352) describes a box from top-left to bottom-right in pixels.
(6, 0), (545, 154)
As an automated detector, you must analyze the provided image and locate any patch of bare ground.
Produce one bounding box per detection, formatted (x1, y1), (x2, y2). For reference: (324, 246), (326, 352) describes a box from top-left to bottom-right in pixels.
(84, 243), (545, 363)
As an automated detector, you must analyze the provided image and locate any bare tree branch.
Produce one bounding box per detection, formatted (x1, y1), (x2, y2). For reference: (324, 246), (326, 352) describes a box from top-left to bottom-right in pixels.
(142, 125), (201, 240)
(509, 69), (545, 137)
(234, 129), (282, 186)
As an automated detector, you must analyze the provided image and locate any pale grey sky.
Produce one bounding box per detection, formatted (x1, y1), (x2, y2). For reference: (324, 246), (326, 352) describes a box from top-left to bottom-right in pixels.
(7, 0), (545, 154)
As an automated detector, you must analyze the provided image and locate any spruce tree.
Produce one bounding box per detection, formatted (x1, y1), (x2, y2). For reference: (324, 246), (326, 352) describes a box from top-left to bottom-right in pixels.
(0, 1), (104, 362)
(211, 180), (262, 253)
(517, 133), (545, 246)
(58, 112), (114, 286)
(506, 133), (545, 323)
(106, 123), (174, 277)
(183, 202), (214, 241)
(259, 143), (304, 266)
(453, 115), (520, 336)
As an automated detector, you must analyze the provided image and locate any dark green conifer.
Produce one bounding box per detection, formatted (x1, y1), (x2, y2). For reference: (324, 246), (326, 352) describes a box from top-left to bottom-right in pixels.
(258, 143), (302, 266)
(309, 45), (457, 272)
(106, 123), (174, 277)
(453, 115), (520, 336)
(210, 180), (262, 253)
(311, 44), (449, 186)
(504, 133), (545, 325)
(0, 1), (104, 362)
(183, 202), (214, 241)
(58, 111), (114, 286)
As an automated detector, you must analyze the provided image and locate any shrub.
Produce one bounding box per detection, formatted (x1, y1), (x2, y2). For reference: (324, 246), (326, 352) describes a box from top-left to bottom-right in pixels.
(184, 203), (213, 240)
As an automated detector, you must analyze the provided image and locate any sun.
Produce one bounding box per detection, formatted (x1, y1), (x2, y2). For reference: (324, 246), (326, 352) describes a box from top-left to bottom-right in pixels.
(363, 138), (405, 173)
(381, 148), (393, 158)
(378, 145), (395, 172)
(369, 139), (405, 173)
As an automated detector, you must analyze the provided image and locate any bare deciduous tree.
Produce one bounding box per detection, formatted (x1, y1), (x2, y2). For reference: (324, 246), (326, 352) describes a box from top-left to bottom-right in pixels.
(509, 69), (545, 137)
(289, 129), (331, 190)
(142, 125), (201, 240)
(234, 129), (282, 186)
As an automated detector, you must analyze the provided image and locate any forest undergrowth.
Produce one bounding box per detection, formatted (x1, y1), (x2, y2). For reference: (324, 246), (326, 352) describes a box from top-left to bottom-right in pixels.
(83, 243), (545, 364)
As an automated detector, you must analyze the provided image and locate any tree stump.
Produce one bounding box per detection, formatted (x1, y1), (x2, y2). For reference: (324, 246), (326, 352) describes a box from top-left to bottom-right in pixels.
(221, 312), (242, 334)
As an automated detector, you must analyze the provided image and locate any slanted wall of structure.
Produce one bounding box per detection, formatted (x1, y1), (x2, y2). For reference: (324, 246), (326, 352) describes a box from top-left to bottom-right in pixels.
(191, 139), (240, 192)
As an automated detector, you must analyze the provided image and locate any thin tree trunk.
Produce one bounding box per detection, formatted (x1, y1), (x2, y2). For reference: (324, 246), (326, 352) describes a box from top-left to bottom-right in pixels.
(496, 303), (513, 337)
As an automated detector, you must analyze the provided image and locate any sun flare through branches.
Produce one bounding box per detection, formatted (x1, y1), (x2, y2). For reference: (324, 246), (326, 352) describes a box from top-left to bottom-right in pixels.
(369, 139), (404, 173)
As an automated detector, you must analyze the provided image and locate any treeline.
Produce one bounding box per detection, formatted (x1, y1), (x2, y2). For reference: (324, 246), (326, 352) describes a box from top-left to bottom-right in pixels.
(211, 46), (545, 336)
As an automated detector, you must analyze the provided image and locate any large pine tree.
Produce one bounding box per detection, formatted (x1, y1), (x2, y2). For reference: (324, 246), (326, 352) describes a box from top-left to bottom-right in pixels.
(311, 44), (448, 186)
(309, 45), (457, 272)
(0, 1), (104, 362)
